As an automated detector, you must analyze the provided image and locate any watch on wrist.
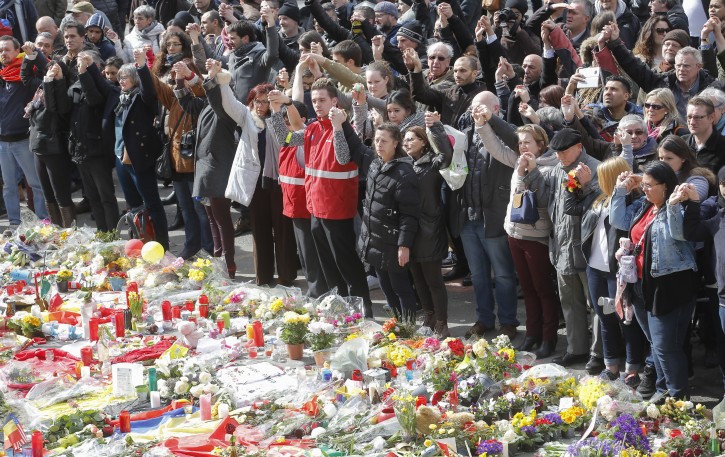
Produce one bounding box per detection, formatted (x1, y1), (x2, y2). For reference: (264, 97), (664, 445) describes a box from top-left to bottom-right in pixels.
(284, 100), (293, 106)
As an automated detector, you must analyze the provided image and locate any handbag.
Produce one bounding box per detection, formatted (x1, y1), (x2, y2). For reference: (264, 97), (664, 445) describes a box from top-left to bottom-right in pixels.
(155, 108), (185, 180)
(225, 110), (261, 206)
(510, 189), (539, 224)
(179, 129), (196, 159)
(433, 125), (468, 191)
(617, 255), (638, 284)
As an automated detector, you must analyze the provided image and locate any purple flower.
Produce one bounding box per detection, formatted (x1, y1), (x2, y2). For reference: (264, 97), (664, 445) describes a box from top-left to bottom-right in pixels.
(610, 414), (651, 452)
(542, 413), (563, 425)
(568, 437), (624, 457)
(477, 440), (504, 456)
(520, 425), (536, 436)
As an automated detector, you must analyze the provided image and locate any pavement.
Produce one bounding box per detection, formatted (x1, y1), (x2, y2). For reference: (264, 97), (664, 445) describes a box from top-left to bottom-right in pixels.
(5, 179), (725, 407)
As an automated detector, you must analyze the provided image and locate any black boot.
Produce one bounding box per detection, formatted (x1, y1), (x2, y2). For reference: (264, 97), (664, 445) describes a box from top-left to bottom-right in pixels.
(168, 206), (184, 230)
(518, 336), (541, 352)
(443, 265), (469, 281)
(535, 340), (556, 359)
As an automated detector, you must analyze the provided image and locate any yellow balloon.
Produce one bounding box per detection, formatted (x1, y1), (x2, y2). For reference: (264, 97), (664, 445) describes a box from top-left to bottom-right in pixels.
(141, 241), (165, 264)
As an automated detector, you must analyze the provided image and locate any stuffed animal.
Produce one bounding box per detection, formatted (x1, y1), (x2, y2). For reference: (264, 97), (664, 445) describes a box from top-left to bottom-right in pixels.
(177, 321), (204, 348)
(416, 405), (441, 434)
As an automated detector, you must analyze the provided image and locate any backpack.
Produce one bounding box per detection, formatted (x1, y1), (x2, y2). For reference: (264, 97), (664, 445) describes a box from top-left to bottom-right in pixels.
(119, 206), (156, 242)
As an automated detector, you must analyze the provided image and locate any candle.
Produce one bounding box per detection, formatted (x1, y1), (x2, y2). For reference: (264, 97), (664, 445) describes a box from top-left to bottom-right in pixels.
(184, 299), (194, 312)
(89, 317), (99, 342)
(114, 311), (125, 338)
(216, 316), (225, 332)
(161, 301), (172, 321)
(172, 306), (181, 320)
(150, 391), (161, 408)
(148, 367), (157, 392)
(252, 320), (264, 347)
(80, 347), (93, 366)
(245, 323), (255, 341)
(200, 394), (212, 421)
(198, 304), (209, 318)
(75, 361), (84, 378)
(81, 366), (91, 378)
(221, 312), (231, 330)
(31, 430), (43, 457)
(119, 411), (131, 433)
(248, 346), (257, 359)
(217, 403), (229, 419)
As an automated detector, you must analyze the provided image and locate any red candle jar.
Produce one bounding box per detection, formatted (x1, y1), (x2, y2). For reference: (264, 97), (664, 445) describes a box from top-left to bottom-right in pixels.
(172, 306), (181, 320)
(406, 359), (415, 370)
(216, 316), (225, 332)
(80, 347), (93, 366)
(184, 300), (194, 312)
(161, 301), (172, 321)
(252, 321), (264, 347)
(31, 430), (44, 457)
(198, 304), (208, 318)
(119, 411), (131, 433)
(248, 346), (258, 359)
(114, 311), (125, 338)
(351, 370), (362, 381)
(89, 317), (99, 342)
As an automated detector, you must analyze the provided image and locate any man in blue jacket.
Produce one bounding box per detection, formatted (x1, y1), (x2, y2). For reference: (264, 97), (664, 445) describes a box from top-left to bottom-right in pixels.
(0, 35), (46, 226)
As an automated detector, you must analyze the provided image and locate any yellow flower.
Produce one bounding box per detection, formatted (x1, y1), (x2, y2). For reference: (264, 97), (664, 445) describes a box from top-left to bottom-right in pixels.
(345, 332), (360, 341)
(270, 299), (284, 313)
(223, 297), (230, 304)
(424, 439), (433, 447)
(189, 269), (205, 281)
(192, 258), (211, 268)
(429, 424), (437, 430)
(388, 333), (397, 341)
(652, 452), (667, 457)
(499, 348), (515, 361)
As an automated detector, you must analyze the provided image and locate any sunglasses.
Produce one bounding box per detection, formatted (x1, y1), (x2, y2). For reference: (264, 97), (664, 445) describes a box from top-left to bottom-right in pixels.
(655, 27), (671, 35)
(428, 55), (447, 61)
(644, 103), (664, 110)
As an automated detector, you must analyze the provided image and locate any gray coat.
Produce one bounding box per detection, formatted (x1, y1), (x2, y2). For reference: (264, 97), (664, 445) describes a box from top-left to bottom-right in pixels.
(227, 27), (279, 103)
(175, 72), (238, 198)
(523, 150), (601, 275)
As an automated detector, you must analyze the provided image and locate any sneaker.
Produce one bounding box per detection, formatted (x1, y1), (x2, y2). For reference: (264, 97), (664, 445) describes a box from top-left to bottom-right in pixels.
(637, 365), (656, 398)
(624, 373), (641, 389)
(442, 252), (457, 268)
(465, 321), (494, 339)
(599, 369), (619, 381)
(367, 275), (380, 290)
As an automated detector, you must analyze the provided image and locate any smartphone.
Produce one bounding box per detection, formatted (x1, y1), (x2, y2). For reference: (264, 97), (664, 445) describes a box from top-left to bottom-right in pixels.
(577, 67), (601, 89)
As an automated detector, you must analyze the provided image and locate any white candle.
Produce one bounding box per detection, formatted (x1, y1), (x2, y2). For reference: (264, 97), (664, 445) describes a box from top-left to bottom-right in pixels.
(503, 441), (509, 457)
(150, 391), (161, 408)
(200, 394), (212, 421)
(217, 403), (229, 419)
(81, 366), (91, 378)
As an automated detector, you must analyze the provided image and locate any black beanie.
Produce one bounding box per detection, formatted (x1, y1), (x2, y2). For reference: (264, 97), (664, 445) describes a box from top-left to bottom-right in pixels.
(278, 2), (301, 22)
(396, 21), (424, 45)
(505, 0), (528, 15)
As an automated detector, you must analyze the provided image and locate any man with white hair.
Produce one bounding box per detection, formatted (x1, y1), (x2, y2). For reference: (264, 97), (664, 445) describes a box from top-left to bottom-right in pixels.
(700, 87), (725, 135)
(423, 41), (454, 90)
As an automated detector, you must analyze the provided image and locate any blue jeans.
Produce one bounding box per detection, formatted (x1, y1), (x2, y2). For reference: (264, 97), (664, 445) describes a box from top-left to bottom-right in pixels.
(174, 179), (213, 259)
(117, 160), (169, 251)
(719, 306), (725, 389)
(587, 267), (645, 372)
(0, 138), (46, 224)
(459, 220), (518, 327)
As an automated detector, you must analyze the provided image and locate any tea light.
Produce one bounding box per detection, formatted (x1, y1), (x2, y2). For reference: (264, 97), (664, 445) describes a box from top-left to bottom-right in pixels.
(217, 403), (229, 419)
(150, 391), (161, 408)
(81, 366), (91, 378)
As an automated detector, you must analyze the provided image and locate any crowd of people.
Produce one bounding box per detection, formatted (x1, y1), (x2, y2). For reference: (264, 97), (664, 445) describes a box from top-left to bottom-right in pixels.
(2, 0), (725, 400)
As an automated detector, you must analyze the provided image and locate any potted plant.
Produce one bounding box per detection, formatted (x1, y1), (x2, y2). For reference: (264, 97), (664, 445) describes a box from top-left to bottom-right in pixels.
(108, 271), (126, 291)
(280, 310), (310, 360)
(307, 321), (336, 367)
(56, 269), (73, 292)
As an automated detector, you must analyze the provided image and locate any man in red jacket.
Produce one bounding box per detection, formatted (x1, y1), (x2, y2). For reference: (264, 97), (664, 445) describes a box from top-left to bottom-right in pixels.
(269, 78), (373, 317)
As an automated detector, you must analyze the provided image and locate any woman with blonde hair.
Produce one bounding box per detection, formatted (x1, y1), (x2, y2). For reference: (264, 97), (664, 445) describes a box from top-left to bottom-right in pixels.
(643, 88), (688, 143)
(475, 108), (561, 358)
(565, 156), (646, 385)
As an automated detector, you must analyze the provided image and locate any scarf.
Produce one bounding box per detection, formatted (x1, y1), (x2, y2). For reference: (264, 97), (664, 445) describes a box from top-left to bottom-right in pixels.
(114, 87), (140, 116)
(0, 53), (25, 82)
(138, 21), (160, 41)
(165, 52), (183, 67)
(233, 41), (257, 58)
(399, 111), (425, 133)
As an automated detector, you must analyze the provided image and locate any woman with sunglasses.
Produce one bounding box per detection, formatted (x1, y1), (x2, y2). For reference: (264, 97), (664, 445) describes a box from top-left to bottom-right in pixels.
(610, 161), (697, 399)
(633, 16), (672, 73)
(643, 88), (688, 144)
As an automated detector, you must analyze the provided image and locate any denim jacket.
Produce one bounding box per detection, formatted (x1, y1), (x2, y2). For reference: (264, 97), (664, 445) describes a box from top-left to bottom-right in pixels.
(609, 187), (696, 278)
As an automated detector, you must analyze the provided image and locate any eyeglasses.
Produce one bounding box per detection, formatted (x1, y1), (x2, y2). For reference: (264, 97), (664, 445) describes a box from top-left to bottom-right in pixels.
(253, 98), (270, 105)
(428, 55), (448, 61)
(655, 27), (670, 34)
(624, 129), (645, 136)
(166, 42), (182, 48)
(640, 182), (663, 191)
(644, 103), (664, 110)
(687, 114), (708, 121)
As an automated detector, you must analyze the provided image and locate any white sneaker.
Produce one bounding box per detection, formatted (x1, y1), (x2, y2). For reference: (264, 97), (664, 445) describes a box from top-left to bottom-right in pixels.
(367, 275), (380, 290)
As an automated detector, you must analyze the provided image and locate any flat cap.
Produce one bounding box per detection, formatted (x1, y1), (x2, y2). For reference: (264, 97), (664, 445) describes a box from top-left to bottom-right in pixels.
(374, 1), (398, 18)
(549, 128), (582, 151)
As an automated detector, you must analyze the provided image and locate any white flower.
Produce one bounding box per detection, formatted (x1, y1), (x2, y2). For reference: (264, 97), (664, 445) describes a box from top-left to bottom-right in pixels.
(199, 372), (212, 384)
(308, 321), (335, 335)
(472, 339), (489, 357)
(204, 384), (220, 394)
(174, 380), (190, 395)
(264, 311), (273, 320)
(156, 361), (171, 376)
(180, 376), (189, 383)
(646, 404), (660, 419)
(683, 401), (694, 410)
(160, 387), (171, 398)
(502, 430), (518, 442)
(189, 384), (204, 398)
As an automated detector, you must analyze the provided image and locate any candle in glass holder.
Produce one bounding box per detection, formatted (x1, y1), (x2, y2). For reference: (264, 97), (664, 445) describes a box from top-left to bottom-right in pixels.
(148, 367), (157, 392)
(89, 317), (99, 342)
(184, 299), (194, 312)
(200, 394), (212, 420)
(114, 311), (125, 338)
(217, 403), (230, 419)
(81, 366), (91, 378)
(119, 411), (131, 433)
(246, 323), (255, 341)
(198, 304), (208, 319)
(80, 347), (93, 366)
(252, 320), (264, 347)
(216, 316), (225, 332)
(161, 301), (172, 321)
(248, 346), (257, 359)
(31, 430), (43, 457)
(172, 306), (181, 320)
(150, 391), (161, 408)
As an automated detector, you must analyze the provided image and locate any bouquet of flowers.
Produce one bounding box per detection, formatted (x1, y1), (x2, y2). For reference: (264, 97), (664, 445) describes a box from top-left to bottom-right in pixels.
(564, 170), (582, 195)
(306, 321), (336, 351)
(189, 258), (212, 282)
(280, 311), (311, 344)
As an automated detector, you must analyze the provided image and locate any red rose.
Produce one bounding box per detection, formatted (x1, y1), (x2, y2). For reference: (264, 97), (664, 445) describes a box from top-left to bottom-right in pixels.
(447, 339), (465, 357)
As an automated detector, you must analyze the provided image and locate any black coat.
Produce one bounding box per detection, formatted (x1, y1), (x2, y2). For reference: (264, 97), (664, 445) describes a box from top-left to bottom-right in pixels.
(119, 65), (162, 172)
(84, 63), (119, 156)
(359, 155), (420, 271)
(410, 73), (485, 127)
(682, 131), (725, 175)
(21, 52), (67, 156)
(411, 123), (453, 263)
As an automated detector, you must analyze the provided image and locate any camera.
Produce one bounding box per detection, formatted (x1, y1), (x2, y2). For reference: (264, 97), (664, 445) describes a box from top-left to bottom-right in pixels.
(498, 8), (517, 25)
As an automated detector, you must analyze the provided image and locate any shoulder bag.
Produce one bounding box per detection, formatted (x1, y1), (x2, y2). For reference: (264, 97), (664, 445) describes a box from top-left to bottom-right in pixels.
(510, 189), (539, 224)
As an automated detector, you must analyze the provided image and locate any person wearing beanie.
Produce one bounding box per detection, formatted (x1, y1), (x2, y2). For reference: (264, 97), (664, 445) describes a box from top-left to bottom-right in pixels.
(278, 2), (303, 44)
(396, 20), (424, 51)
(188, 0), (219, 23)
(84, 13), (115, 61)
(603, 24), (722, 118)
(374, 1), (401, 46)
(397, 0), (415, 25)
(505, 0), (528, 16)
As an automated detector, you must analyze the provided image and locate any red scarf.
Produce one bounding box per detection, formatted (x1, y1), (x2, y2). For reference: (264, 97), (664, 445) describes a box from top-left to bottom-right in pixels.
(0, 53), (25, 82)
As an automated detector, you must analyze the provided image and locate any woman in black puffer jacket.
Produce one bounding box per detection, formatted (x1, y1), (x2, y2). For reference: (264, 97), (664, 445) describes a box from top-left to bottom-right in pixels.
(404, 121), (452, 336)
(339, 119), (420, 323)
